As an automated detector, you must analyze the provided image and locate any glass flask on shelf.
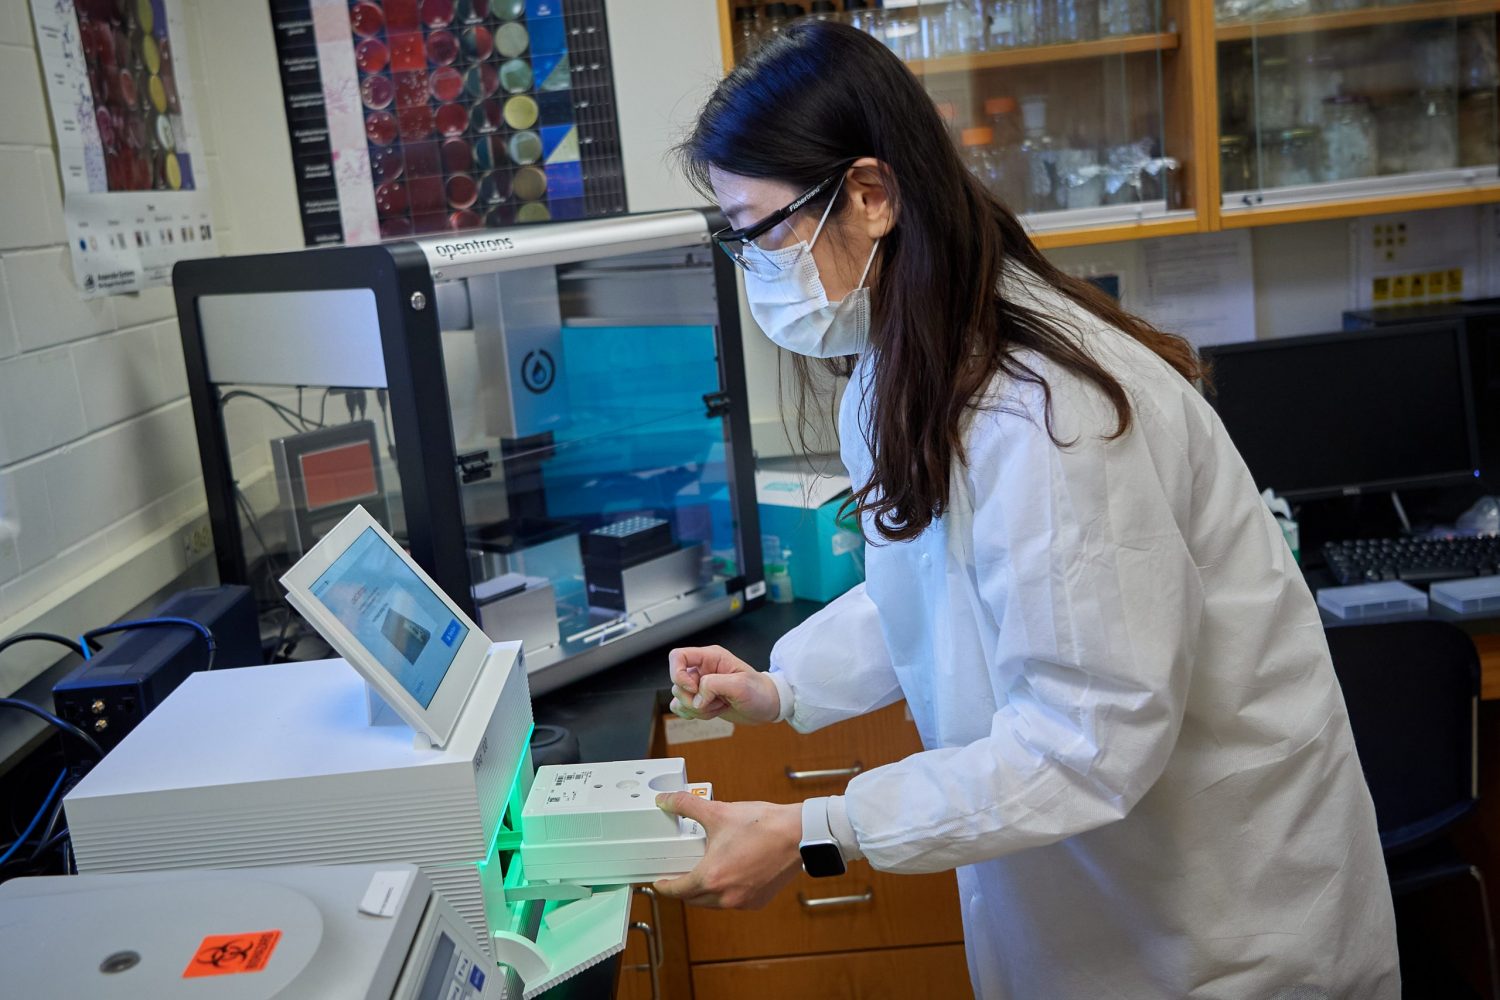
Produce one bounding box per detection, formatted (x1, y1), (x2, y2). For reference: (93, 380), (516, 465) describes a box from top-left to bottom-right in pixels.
(733, 6), (759, 61)
(762, 2), (789, 41)
(961, 125), (1000, 191)
(1020, 95), (1060, 212)
(845, 0), (874, 34)
(1100, 0), (1153, 36)
(1056, 147), (1104, 207)
(1219, 133), (1256, 192)
(1319, 96), (1377, 181)
(810, 1), (839, 21)
(944, 0), (987, 54)
(986, 96), (1028, 207)
(1460, 89), (1499, 167)
(1264, 126), (1322, 187)
(1053, 0), (1099, 42)
(1461, 20), (1499, 90)
(1256, 55), (1298, 132)
(1407, 89), (1459, 172)
(986, 0), (1022, 47)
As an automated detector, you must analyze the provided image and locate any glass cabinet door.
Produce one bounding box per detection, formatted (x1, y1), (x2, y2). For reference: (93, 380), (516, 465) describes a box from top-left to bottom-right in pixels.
(440, 243), (748, 675)
(730, 0), (1187, 233)
(1216, 2), (1499, 208)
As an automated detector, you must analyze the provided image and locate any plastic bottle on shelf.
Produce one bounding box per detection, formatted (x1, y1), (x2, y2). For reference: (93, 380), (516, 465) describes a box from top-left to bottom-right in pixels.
(763, 1), (789, 39)
(986, 0), (1020, 48)
(785, 3), (808, 23)
(1019, 95), (1059, 212)
(944, 0), (987, 54)
(733, 6), (759, 61)
(810, 0), (839, 21)
(985, 96), (1027, 208)
(935, 99), (961, 144)
(845, 0), (873, 34)
(961, 125), (999, 191)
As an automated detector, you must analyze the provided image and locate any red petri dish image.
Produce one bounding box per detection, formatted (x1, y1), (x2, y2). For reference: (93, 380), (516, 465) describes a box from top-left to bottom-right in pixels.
(355, 38), (389, 74)
(383, 0), (420, 31)
(461, 25), (493, 61)
(469, 99), (502, 133)
(420, 0), (455, 28)
(435, 101), (469, 137)
(361, 74), (395, 110)
(118, 68), (137, 107)
(403, 141), (442, 176)
(448, 209), (482, 229)
(380, 216), (415, 239)
(397, 104), (436, 141)
(426, 29), (459, 66)
(372, 146), (405, 182)
(365, 111), (398, 146)
(126, 116), (147, 150)
(429, 66), (463, 103)
(447, 173), (478, 209)
(396, 70), (430, 107)
(105, 149), (124, 188)
(389, 32), (426, 72)
(456, 0), (490, 22)
(350, 1), (384, 37)
(464, 63), (498, 101)
(130, 148), (151, 189)
(409, 176), (446, 213)
(441, 136), (474, 173)
(95, 107), (115, 147)
(375, 180), (410, 217)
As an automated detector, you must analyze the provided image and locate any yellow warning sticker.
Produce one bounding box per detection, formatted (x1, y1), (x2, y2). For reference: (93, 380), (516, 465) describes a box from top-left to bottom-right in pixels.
(182, 930), (282, 978)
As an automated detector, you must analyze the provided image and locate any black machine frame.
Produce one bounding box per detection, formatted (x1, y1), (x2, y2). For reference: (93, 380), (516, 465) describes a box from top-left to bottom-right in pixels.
(173, 209), (764, 655)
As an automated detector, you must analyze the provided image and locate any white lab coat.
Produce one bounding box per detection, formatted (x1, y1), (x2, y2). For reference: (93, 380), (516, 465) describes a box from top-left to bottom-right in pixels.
(768, 271), (1400, 999)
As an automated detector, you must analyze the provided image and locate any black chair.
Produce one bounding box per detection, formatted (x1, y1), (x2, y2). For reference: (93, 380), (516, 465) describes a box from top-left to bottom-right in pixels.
(1326, 620), (1498, 999)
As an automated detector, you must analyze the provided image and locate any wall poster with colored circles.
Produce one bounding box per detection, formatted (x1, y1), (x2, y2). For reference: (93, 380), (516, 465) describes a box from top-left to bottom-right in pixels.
(271, 0), (627, 246)
(29, 0), (217, 295)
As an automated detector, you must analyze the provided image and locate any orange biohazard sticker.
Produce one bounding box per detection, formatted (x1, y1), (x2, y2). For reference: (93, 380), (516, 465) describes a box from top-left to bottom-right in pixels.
(182, 930), (282, 978)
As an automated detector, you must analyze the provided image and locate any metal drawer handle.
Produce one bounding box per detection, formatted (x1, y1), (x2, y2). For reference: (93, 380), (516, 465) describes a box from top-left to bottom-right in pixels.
(797, 887), (874, 910)
(634, 886), (663, 965)
(626, 921), (661, 1000)
(785, 762), (864, 782)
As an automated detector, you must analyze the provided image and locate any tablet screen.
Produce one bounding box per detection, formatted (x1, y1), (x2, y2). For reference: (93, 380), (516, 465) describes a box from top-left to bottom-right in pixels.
(308, 527), (469, 708)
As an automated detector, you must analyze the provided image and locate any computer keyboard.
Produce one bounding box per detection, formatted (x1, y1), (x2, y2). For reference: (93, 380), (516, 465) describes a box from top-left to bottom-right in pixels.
(1322, 535), (1500, 585)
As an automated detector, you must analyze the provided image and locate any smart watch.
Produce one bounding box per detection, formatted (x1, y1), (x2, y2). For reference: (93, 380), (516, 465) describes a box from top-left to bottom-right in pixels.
(799, 798), (848, 878)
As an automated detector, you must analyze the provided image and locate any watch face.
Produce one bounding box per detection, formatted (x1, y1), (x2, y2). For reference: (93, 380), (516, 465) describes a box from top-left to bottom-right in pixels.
(800, 840), (847, 878)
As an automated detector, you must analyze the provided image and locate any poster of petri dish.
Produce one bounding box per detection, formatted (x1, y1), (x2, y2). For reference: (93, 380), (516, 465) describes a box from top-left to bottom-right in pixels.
(271, 0), (627, 245)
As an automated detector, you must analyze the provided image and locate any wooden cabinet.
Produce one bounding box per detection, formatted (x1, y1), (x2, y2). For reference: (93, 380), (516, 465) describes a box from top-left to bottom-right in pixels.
(717, 0), (1500, 246)
(642, 701), (971, 996)
(690, 944), (975, 1000)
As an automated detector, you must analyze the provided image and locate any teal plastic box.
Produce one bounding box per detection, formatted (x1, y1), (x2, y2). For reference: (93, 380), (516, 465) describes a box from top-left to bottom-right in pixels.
(756, 470), (864, 603)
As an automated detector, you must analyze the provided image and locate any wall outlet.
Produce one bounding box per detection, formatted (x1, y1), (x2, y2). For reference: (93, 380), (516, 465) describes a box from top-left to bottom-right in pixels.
(180, 517), (214, 562)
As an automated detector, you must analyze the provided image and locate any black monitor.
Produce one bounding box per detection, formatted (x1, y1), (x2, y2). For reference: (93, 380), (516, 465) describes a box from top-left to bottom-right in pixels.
(1200, 322), (1480, 501)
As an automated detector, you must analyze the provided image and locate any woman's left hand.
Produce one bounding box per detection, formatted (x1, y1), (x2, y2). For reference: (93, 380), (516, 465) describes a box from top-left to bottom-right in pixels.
(652, 792), (803, 909)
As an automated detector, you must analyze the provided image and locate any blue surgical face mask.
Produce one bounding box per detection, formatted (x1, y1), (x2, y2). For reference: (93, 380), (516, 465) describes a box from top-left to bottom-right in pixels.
(740, 177), (880, 359)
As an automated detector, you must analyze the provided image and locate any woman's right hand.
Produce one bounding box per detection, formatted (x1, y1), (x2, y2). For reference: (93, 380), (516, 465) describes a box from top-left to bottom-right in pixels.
(668, 645), (781, 725)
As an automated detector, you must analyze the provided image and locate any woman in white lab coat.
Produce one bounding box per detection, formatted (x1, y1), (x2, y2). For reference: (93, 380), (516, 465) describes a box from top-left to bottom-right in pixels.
(652, 20), (1399, 1000)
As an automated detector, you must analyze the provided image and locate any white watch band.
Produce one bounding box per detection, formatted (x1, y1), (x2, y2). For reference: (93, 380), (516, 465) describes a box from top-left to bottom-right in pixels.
(801, 797), (837, 846)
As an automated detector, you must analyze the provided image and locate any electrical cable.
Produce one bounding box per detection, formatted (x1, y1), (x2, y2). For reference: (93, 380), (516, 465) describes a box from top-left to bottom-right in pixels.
(217, 389), (319, 434)
(82, 617), (216, 672)
(0, 770), (66, 868)
(0, 699), (103, 760)
(0, 632), (85, 660)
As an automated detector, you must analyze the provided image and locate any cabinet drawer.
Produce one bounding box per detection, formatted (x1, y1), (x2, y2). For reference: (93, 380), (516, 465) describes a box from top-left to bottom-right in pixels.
(683, 863), (964, 963)
(690, 944), (974, 1000)
(666, 701), (923, 804)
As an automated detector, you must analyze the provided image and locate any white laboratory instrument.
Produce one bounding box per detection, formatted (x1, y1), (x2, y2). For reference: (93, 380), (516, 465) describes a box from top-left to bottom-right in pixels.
(59, 505), (709, 996)
(519, 759), (710, 884)
(0, 863), (507, 1000)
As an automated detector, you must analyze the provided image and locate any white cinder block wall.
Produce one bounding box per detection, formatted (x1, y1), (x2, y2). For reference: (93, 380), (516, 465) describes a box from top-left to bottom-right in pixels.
(0, 0), (302, 701)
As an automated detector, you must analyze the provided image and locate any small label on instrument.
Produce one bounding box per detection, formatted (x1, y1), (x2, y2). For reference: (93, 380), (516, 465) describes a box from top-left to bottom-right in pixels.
(359, 869), (412, 917)
(663, 716), (735, 745)
(542, 766), (595, 806)
(182, 930), (282, 977)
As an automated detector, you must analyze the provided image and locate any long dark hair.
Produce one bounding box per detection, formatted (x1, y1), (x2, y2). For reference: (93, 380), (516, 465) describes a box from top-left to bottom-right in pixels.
(680, 21), (1204, 543)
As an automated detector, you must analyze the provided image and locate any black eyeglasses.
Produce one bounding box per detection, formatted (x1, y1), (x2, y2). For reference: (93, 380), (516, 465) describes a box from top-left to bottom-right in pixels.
(711, 168), (849, 273)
